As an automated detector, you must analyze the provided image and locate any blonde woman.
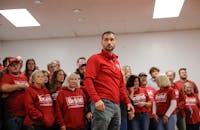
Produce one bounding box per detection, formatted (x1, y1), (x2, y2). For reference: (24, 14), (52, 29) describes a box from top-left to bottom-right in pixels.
(24, 70), (54, 130)
(153, 75), (177, 130)
(122, 65), (132, 84)
(56, 73), (92, 130)
(183, 82), (200, 130)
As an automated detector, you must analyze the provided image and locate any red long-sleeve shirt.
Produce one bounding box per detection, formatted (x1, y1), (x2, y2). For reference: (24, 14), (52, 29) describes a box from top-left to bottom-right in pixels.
(184, 94), (200, 124)
(24, 84), (54, 127)
(175, 80), (198, 94)
(56, 87), (87, 129)
(84, 49), (131, 105)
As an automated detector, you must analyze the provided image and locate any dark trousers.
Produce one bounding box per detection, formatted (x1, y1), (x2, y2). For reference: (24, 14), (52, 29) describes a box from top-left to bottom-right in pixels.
(186, 123), (199, 130)
(24, 125), (46, 130)
(149, 117), (158, 130)
(4, 114), (25, 130)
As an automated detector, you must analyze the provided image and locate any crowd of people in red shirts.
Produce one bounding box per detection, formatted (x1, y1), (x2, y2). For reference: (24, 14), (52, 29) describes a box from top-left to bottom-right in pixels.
(0, 53), (199, 130)
(0, 31), (200, 130)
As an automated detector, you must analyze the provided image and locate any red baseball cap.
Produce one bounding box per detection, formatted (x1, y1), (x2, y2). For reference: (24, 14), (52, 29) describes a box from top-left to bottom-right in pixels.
(8, 57), (21, 66)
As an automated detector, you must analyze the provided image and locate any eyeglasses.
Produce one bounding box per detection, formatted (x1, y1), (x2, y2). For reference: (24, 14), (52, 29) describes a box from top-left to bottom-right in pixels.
(9, 63), (20, 67)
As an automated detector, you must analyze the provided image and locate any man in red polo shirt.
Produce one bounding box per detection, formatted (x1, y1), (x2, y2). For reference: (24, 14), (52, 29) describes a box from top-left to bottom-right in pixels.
(0, 57), (29, 130)
(175, 68), (198, 94)
(84, 31), (134, 130)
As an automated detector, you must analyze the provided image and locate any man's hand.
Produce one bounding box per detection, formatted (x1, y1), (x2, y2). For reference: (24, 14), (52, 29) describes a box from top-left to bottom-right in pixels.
(18, 83), (29, 90)
(95, 100), (105, 111)
(127, 103), (135, 120)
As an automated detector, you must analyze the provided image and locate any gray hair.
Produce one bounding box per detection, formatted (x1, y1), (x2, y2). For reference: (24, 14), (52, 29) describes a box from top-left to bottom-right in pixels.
(62, 73), (80, 88)
(165, 70), (176, 78)
(29, 70), (43, 84)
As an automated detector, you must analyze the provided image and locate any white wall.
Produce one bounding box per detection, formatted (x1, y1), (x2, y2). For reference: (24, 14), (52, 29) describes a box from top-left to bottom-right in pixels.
(1, 29), (200, 87)
(0, 41), (2, 62)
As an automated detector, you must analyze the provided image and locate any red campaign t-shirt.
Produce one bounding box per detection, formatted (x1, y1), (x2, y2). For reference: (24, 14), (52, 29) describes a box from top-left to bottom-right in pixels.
(171, 83), (185, 110)
(155, 87), (176, 116)
(144, 86), (156, 118)
(56, 88), (87, 129)
(130, 87), (150, 113)
(84, 49), (131, 105)
(184, 94), (200, 124)
(24, 84), (54, 127)
(175, 80), (198, 94)
(1, 73), (28, 116)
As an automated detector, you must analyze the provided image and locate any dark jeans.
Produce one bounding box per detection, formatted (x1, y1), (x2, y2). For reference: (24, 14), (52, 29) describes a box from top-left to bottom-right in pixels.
(4, 114), (25, 130)
(24, 125), (47, 130)
(120, 116), (127, 130)
(157, 114), (177, 130)
(120, 102), (127, 130)
(186, 123), (200, 130)
(91, 99), (121, 130)
(131, 112), (149, 130)
(0, 121), (2, 130)
(149, 117), (158, 130)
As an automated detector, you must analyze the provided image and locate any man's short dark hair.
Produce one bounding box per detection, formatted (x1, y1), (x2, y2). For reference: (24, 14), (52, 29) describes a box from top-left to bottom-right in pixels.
(179, 68), (187, 74)
(149, 67), (160, 74)
(101, 31), (115, 39)
(76, 57), (86, 64)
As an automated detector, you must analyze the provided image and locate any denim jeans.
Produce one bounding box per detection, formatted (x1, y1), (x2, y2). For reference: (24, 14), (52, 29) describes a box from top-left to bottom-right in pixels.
(4, 114), (25, 130)
(120, 116), (127, 130)
(131, 112), (149, 130)
(149, 117), (158, 130)
(120, 102), (127, 130)
(157, 114), (177, 130)
(91, 99), (121, 130)
(186, 123), (200, 130)
(24, 125), (47, 130)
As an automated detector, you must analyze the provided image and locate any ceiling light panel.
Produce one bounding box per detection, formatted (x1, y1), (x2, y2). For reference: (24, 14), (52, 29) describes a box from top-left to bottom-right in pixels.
(0, 8), (40, 27)
(153, 0), (185, 19)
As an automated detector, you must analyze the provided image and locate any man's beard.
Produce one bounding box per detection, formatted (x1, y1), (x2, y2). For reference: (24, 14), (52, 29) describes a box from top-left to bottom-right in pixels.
(105, 46), (114, 52)
(181, 77), (187, 80)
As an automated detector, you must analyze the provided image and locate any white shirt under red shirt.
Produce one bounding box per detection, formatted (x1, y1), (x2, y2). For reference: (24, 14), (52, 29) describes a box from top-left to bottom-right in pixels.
(184, 93), (200, 125)
(154, 87), (176, 116)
